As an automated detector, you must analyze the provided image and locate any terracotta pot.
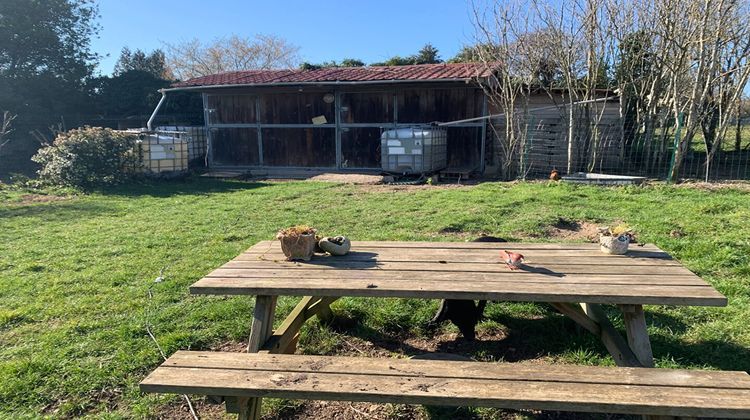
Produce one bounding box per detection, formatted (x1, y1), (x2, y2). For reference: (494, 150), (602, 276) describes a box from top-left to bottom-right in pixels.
(278, 233), (316, 261)
(599, 234), (630, 255)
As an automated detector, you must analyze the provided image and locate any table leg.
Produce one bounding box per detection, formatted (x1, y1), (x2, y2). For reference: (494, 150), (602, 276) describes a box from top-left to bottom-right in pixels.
(240, 295), (277, 420)
(619, 304), (655, 368)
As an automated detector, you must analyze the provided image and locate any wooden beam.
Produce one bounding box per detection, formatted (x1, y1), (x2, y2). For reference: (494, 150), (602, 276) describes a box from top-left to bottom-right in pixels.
(549, 302), (601, 335)
(580, 303), (641, 367)
(142, 351), (750, 418)
(307, 296), (338, 324)
(550, 302), (641, 367)
(620, 304), (655, 368)
(260, 296), (339, 354)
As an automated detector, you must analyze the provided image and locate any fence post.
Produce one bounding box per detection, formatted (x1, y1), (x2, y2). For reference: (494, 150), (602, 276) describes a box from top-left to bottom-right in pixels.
(667, 112), (684, 183)
(521, 116), (534, 180)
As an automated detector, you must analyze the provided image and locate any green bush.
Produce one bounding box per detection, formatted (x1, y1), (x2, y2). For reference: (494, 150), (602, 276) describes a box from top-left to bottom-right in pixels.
(32, 127), (142, 188)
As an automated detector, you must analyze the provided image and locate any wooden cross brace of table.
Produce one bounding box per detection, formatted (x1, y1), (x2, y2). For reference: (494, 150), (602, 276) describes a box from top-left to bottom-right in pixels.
(190, 241), (727, 419)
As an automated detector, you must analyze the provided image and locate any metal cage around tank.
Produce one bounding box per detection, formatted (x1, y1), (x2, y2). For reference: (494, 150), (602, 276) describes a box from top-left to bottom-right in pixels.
(380, 126), (448, 174)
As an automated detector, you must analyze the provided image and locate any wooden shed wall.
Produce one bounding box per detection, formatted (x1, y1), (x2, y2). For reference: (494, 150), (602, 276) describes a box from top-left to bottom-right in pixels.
(485, 92), (622, 177)
(202, 84), (486, 171)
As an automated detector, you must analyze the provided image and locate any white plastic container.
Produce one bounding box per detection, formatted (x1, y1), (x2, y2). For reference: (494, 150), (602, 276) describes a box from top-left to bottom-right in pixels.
(380, 127), (447, 174)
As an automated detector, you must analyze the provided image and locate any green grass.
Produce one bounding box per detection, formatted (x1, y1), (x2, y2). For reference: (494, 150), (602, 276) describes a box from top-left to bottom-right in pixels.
(1, 178), (749, 418)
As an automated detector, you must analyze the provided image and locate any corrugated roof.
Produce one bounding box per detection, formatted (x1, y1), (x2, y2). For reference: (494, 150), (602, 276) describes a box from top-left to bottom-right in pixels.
(171, 63), (492, 88)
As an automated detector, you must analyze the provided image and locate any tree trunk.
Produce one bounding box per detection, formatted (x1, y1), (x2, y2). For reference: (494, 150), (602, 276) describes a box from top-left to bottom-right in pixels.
(736, 111), (743, 152)
(567, 99), (575, 174)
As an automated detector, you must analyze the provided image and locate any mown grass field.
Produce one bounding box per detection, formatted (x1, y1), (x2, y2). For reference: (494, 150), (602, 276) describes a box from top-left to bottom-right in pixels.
(1, 178), (749, 419)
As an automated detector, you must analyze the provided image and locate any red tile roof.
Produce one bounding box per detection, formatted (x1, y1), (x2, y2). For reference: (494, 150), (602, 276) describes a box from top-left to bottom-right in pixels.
(171, 63), (492, 88)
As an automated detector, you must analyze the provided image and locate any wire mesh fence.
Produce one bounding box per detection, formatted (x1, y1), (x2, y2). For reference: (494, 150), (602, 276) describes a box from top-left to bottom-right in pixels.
(154, 126), (207, 168)
(490, 104), (750, 181)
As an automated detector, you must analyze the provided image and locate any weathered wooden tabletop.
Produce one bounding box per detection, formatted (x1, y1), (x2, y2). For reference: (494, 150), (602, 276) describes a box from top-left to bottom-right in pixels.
(191, 241), (727, 307)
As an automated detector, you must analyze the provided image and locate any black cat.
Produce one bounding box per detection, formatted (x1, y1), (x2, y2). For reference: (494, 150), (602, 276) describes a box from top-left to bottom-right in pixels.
(427, 236), (506, 340)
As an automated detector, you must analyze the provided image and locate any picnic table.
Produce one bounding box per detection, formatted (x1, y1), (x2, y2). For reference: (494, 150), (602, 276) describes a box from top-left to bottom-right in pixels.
(141, 240), (750, 419)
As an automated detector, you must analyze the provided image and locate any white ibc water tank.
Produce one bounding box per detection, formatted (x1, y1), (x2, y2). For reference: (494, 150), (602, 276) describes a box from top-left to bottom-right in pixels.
(380, 127), (447, 174)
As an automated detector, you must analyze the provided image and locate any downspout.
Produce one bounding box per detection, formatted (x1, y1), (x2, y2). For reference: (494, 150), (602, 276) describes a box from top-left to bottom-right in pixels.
(147, 90), (168, 131)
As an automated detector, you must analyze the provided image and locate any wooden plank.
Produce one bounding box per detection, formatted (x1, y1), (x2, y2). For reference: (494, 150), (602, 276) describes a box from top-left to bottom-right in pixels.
(159, 351), (750, 389)
(247, 240), (664, 251)
(239, 251), (680, 265)
(190, 277), (728, 307)
(141, 352), (750, 418)
(206, 269), (708, 286)
(620, 304), (655, 368)
(219, 260), (697, 276)
(241, 249), (674, 262)
(247, 296), (277, 352)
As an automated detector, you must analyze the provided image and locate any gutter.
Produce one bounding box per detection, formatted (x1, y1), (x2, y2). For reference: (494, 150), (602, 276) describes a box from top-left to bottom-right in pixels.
(159, 77), (485, 93)
(146, 91), (168, 131)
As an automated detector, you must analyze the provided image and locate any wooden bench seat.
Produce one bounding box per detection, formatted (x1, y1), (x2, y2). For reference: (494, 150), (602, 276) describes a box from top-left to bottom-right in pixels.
(140, 351), (750, 418)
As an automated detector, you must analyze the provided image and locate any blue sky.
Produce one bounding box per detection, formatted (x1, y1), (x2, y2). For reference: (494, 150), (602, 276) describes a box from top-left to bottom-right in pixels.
(91, 0), (477, 75)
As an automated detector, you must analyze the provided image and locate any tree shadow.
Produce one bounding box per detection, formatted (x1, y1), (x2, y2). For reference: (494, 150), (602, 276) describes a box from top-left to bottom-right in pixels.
(328, 305), (593, 362)
(94, 177), (269, 197)
(302, 251), (380, 269)
(622, 249), (674, 259)
(650, 335), (750, 372)
(0, 201), (115, 222)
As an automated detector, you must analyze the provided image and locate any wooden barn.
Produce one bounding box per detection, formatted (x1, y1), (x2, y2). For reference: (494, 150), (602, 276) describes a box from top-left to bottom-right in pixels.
(151, 63), (622, 178)
(152, 63), (491, 175)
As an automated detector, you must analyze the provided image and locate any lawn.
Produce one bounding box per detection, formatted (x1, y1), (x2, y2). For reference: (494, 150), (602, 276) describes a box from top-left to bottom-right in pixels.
(1, 179), (749, 419)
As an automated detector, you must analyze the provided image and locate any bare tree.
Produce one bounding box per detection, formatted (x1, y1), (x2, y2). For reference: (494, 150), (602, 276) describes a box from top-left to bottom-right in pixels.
(473, 0), (750, 181)
(736, 95), (749, 151)
(0, 111), (16, 155)
(471, 1), (534, 180)
(164, 34), (301, 80)
(533, 0), (616, 173)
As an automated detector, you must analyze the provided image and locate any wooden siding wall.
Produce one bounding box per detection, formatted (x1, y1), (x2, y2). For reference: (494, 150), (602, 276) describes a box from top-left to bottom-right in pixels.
(486, 94), (622, 177)
(204, 85), (486, 171)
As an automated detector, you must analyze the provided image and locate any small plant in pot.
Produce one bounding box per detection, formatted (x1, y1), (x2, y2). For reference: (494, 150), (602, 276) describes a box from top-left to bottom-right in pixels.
(598, 224), (635, 255)
(276, 225), (317, 261)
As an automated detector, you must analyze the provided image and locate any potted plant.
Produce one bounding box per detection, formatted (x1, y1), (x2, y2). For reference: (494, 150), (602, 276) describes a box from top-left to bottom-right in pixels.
(598, 224), (635, 255)
(276, 225), (317, 261)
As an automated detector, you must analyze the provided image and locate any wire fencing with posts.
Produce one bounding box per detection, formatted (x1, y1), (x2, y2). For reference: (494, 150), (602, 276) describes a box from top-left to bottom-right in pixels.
(482, 102), (750, 182)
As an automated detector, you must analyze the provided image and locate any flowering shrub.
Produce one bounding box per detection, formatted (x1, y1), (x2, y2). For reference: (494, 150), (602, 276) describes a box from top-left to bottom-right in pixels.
(32, 127), (142, 188)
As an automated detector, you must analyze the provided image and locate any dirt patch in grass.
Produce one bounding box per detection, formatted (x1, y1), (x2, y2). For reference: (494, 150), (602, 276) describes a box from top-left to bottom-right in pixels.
(431, 225), (482, 241)
(154, 397), (228, 420)
(17, 194), (70, 205)
(262, 400), (427, 420)
(211, 340), (248, 352)
(675, 180), (750, 191)
(307, 173), (386, 185)
(523, 218), (601, 242)
(547, 218), (600, 242)
(354, 182), (475, 193)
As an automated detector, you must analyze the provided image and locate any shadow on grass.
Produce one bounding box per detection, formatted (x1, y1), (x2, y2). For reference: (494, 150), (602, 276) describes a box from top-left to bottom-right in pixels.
(0, 200), (114, 221)
(95, 177), (270, 198)
(650, 335), (750, 372)
(328, 302), (750, 372)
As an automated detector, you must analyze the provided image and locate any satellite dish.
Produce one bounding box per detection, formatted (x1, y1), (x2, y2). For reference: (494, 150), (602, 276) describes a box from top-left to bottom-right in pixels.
(323, 93), (335, 103)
